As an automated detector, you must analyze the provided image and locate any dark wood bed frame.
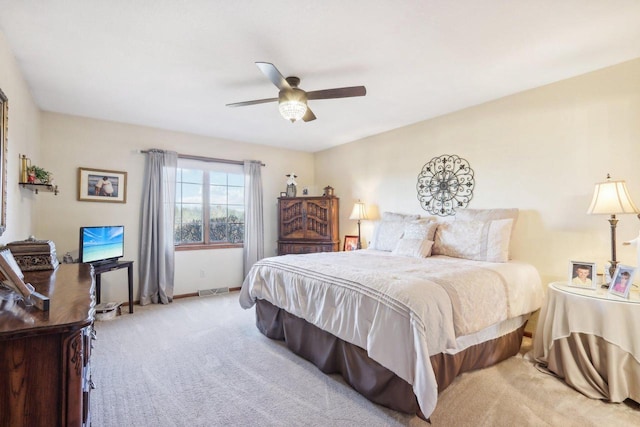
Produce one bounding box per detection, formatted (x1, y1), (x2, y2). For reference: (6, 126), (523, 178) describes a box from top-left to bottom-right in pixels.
(255, 299), (526, 421)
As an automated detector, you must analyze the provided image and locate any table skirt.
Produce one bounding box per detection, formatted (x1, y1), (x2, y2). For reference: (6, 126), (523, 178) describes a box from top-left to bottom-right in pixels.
(545, 332), (640, 403)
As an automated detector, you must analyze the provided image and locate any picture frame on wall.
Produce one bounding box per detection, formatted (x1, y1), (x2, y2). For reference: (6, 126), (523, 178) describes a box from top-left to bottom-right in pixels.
(343, 235), (359, 251)
(78, 167), (127, 203)
(608, 264), (636, 298)
(567, 261), (597, 289)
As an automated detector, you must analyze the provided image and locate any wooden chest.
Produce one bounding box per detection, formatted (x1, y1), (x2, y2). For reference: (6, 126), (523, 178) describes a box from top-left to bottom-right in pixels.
(6, 237), (60, 271)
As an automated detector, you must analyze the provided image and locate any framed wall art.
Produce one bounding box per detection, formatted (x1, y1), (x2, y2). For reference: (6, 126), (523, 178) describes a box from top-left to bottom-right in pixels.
(0, 88), (7, 236)
(78, 167), (127, 203)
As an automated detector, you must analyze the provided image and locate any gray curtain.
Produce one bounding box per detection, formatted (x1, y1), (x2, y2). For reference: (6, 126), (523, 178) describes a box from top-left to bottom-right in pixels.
(243, 160), (264, 277)
(139, 149), (178, 305)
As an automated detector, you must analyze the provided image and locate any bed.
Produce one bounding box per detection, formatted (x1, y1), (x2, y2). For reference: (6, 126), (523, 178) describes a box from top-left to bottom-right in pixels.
(239, 209), (543, 420)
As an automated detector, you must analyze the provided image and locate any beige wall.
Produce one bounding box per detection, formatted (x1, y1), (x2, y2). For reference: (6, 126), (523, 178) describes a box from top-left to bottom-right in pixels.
(36, 113), (314, 302)
(315, 58), (640, 286)
(0, 31), (40, 245)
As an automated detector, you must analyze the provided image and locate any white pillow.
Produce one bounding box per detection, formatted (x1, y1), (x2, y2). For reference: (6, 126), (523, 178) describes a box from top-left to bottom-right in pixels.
(432, 219), (513, 262)
(369, 213), (423, 251)
(393, 238), (434, 258)
(455, 208), (519, 259)
(403, 220), (438, 241)
(381, 212), (420, 222)
(370, 220), (406, 251)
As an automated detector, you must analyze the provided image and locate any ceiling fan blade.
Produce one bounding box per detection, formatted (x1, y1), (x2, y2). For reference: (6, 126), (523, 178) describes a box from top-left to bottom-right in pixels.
(306, 86), (366, 100)
(302, 107), (316, 122)
(226, 97), (278, 107)
(255, 62), (291, 90)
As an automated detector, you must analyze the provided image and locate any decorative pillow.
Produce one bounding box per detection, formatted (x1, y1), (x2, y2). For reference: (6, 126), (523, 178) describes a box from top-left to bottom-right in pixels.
(369, 212), (422, 251)
(455, 208), (519, 258)
(369, 220), (406, 251)
(432, 219), (514, 262)
(455, 208), (518, 227)
(392, 238), (434, 258)
(403, 220), (438, 241)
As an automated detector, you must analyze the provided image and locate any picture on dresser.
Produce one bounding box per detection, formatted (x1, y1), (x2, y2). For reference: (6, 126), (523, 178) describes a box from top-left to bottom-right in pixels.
(568, 261), (597, 289)
(608, 264), (636, 298)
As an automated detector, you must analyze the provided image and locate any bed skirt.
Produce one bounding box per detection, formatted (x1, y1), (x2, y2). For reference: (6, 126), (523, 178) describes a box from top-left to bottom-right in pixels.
(255, 299), (526, 416)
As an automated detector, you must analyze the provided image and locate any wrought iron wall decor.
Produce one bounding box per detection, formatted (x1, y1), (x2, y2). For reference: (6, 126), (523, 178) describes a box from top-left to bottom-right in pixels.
(416, 154), (475, 216)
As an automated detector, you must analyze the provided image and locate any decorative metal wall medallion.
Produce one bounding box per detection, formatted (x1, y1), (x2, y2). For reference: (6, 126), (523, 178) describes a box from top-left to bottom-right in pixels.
(416, 154), (475, 216)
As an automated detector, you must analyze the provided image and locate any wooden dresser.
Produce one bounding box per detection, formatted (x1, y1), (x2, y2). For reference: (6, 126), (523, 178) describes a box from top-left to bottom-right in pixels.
(278, 196), (340, 255)
(0, 263), (95, 427)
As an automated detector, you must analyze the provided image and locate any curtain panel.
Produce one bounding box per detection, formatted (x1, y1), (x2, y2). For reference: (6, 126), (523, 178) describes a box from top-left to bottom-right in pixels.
(139, 149), (178, 305)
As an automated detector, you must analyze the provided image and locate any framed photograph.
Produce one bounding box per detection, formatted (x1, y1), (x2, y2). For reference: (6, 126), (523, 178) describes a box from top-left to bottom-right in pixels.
(78, 167), (127, 203)
(343, 235), (359, 251)
(567, 261), (597, 289)
(280, 192), (287, 197)
(608, 264), (636, 298)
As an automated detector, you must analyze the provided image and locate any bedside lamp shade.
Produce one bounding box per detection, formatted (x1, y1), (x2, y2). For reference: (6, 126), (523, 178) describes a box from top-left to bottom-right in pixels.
(587, 174), (638, 280)
(349, 201), (368, 249)
(587, 178), (638, 215)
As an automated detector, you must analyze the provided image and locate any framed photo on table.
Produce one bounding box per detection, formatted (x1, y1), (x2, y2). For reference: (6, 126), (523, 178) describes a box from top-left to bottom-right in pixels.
(343, 235), (359, 251)
(567, 261), (597, 289)
(608, 264), (636, 298)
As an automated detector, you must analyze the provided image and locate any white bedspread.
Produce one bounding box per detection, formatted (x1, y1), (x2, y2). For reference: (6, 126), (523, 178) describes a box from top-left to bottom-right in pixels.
(239, 250), (542, 418)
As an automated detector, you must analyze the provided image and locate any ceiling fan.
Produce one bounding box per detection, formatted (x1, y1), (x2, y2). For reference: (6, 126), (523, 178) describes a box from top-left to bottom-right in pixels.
(226, 62), (366, 123)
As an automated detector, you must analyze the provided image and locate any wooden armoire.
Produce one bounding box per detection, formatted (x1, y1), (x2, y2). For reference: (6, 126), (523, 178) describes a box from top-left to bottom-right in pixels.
(277, 196), (340, 255)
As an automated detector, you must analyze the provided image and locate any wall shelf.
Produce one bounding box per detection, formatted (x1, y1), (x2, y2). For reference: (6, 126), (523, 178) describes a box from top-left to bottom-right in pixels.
(19, 182), (59, 195)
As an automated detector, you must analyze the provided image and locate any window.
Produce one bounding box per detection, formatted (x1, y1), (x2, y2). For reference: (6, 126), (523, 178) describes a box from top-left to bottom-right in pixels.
(174, 159), (244, 248)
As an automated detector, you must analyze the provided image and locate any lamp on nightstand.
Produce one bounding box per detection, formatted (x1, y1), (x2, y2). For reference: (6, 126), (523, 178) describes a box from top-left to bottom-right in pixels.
(587, 174), (639, 281)
(349, 200), (368, 249)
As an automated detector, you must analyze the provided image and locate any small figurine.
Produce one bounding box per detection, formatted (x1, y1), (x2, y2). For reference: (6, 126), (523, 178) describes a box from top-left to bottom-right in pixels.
(27, 170), (36, 183)
(285, 173), (297, 197)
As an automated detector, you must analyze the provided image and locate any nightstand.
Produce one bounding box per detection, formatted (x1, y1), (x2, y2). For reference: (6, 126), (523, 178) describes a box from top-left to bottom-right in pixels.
(533, 282), (640, 403)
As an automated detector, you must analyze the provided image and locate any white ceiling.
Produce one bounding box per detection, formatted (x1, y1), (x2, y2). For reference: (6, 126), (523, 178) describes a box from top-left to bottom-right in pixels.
(1, 1), (640, 153)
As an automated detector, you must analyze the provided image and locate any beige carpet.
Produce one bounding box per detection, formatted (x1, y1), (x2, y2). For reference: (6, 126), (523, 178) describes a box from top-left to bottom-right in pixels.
(91, 292), (640, 426)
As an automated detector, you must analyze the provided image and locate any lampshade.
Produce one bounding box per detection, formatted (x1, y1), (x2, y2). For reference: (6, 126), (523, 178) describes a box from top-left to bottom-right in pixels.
(587, 176), (638, 215)
(349, 201), (368, 220)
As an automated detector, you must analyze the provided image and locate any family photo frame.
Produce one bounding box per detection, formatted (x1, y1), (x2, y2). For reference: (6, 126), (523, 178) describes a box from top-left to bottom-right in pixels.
(78, 167), (127, 203)
(343, 235), (359, 251)
(608, 264), (636, 298)
(567, 261), (597, 290)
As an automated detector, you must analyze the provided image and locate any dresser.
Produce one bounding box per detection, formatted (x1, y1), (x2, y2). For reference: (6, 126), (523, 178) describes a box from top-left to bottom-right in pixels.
(278, 196), (340, 255)
(0, 264), (96, 427)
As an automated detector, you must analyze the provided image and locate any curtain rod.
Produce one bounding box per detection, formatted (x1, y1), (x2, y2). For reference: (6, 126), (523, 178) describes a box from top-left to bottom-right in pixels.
(140, 150), (265, 167)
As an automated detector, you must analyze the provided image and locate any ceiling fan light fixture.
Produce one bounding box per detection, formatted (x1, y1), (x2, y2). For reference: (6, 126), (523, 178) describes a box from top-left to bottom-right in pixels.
(278, 88), (307, 123)
(279, 100), (307, 122)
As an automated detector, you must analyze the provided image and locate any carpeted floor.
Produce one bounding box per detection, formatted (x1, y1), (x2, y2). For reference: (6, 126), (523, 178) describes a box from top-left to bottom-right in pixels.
(90, 293), (640, 426)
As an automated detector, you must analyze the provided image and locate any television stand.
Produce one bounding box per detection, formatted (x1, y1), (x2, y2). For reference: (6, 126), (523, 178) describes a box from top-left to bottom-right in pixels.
(92, 260), (134, 313)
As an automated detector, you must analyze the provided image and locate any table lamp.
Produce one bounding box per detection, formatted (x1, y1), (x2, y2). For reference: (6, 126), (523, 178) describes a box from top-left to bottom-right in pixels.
(587, 174), (639, 280)
(349, 200), (368, 249)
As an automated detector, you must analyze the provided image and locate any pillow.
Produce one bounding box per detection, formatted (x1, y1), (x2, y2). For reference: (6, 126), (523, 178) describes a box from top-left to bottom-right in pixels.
(403, 220), (438, 241)
(369, 212), (423, 251)
(455, 208), (518, 227)
(393, 238), (434, 258)
(432, 219), (514, 262)
(369, 220), (406, 251)
(381, 212), (421, 222)
(455, 208), (519, 258)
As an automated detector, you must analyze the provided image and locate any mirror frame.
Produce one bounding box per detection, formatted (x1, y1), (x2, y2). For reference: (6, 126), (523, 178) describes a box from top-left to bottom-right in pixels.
(0, 88), (7, 236)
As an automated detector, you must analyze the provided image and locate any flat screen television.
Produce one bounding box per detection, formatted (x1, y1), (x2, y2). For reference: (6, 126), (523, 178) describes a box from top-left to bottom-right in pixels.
(79, 225), (124, 265)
